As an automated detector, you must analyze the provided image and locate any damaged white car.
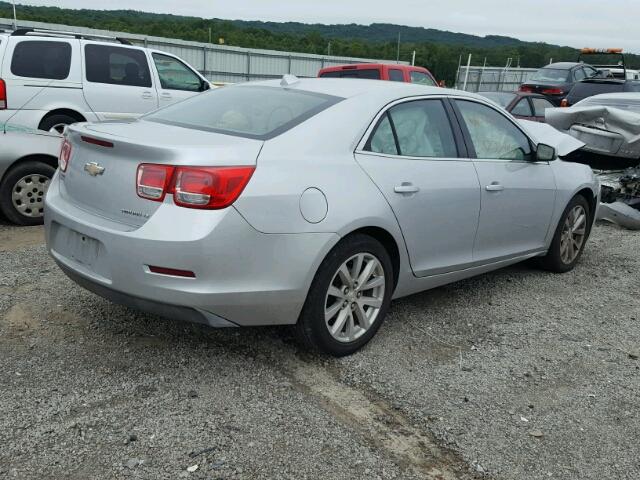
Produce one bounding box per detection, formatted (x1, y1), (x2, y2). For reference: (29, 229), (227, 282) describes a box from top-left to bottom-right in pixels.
(546, 93), (640, 165)
(598, 167), (640, 230)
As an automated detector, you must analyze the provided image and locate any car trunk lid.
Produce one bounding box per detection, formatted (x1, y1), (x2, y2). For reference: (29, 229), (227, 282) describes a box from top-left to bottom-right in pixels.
(60, 121), (263, 227)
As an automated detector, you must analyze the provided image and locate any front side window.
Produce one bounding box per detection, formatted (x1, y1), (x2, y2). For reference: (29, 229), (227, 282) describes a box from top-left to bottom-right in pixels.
(456, 100), (532, 161)
(574, 68), (587, 81)
(409, 71), (437, 86)
(583, 66), (598, 78)
(85, 44), (151, 87)
(389, 69), (404, 82)
(152, 53), (202, 92)
(145, 85), (342, 140)
(511, 98), (533, 117)
(11, 41), (72, 80)
(365, 100), (457, 158)
(531, 97), (555, 116)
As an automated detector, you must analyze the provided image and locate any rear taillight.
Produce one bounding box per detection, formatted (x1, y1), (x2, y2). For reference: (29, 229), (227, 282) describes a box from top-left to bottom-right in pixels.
(0, 79), (6, 109)
(59, 139), (72, 172)
(542, 88), (563, 95)
(136, 164), (255, 210)
(136, 164), (175, 201)
(519, 85), (534, 93)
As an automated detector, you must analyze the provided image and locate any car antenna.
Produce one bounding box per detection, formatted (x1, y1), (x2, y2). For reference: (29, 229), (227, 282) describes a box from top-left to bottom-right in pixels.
(280, 74), (300, 87)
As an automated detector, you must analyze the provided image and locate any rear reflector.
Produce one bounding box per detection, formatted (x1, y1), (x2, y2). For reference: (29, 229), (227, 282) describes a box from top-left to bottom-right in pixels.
(136, 164), (255, 210)
(136, 164), (175, 201)
(0, 79), (6, 109)
(59, 139), (72, 172)
(148, 266), (196, 278)
(81, 136), (114, 148)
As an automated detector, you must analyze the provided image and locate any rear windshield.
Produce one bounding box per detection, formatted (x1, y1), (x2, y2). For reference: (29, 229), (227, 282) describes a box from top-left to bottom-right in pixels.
(530, 68), (571, 83)
(479, 92), (516, 108)
(320, 69), (381, 80)
(145, 85), (343, 140)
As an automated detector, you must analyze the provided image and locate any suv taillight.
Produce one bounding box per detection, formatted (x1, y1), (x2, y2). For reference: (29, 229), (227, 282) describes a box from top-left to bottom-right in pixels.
(136, 164), (255, 210)
(59, 139), (72, 172)
(0, 79), (6, 109)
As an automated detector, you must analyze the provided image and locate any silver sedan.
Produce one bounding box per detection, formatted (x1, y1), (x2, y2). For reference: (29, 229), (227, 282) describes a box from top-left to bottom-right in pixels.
(1, 124), (61, 225)
(44, 78), (599, 356)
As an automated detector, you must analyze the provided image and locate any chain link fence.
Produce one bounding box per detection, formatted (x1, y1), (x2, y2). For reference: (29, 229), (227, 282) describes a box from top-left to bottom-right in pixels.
(455, 66), (538, 93)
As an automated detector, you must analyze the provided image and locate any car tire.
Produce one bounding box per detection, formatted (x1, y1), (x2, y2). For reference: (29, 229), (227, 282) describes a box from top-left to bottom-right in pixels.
(296, 233), (394, 357)
(0, 161), (55, 226)
(39, 114), (79, 135)
(536, 195), (591, 273)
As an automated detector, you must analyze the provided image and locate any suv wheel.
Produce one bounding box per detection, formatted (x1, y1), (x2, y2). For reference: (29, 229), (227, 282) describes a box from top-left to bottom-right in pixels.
(39, 114), (80, 135)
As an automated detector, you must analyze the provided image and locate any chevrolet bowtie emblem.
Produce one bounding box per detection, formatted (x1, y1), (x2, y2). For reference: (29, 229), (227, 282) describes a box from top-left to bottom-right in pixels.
(84, 162), (105, 176)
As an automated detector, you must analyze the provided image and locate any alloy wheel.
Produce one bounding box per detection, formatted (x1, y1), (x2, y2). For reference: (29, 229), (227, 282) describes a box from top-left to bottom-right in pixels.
(324, 253), (385, 343)
(559, 205), (587, 264)
(11, 174), (50, 218)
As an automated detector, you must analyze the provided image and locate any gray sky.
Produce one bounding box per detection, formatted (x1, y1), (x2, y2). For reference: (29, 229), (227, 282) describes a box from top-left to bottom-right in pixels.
(17, 0), (640, 53)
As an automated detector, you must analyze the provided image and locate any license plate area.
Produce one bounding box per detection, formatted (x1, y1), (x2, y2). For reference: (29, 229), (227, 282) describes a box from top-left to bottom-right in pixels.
(50, 223), (111, 280)
(67, 231), (100, 267)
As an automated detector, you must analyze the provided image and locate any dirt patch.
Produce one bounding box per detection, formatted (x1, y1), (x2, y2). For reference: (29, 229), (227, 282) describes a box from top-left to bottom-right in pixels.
(1, 303), (40, 333)
(0, 225), (44, 252)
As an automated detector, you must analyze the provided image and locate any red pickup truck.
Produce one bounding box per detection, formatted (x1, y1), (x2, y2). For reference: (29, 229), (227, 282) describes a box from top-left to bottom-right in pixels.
(318, 63), (438, 86)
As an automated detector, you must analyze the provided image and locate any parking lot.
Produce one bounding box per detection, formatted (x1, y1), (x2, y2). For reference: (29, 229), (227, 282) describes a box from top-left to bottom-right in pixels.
(1, 219), (638, 480)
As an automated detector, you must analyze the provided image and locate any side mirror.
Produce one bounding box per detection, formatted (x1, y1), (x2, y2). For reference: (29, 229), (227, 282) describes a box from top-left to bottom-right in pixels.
(200, 80), (211, 92)
(536, 143), (556, 162)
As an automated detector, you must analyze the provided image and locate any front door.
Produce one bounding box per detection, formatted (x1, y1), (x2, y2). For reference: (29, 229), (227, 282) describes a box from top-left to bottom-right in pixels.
(355, 98), (481, 277)
(82, 42), (158, 121)
(453, 99), (556, 263)
(150, 52), (205, 108)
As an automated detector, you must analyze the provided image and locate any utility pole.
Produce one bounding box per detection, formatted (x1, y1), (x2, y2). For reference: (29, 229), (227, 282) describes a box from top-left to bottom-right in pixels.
(411, 50), (416, 66)
(396, 32), (401, 63)
(327, 41), (331, 56)
(12, 0), (17, 30)
(208, 27), (212, 44)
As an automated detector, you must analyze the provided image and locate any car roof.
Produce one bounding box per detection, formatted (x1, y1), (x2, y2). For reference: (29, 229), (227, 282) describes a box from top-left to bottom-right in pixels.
(238, 77), (473, 101)
(544, 62), (582, 70)
(320, 63), (427, 71)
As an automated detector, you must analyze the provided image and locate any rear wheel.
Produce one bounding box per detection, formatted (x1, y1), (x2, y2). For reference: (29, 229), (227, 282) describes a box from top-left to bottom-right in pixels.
(537, 195), (590, 273)
(296, 234), (393, 356)
(0, 161), (55, 226)
(39, 113), (80, 135)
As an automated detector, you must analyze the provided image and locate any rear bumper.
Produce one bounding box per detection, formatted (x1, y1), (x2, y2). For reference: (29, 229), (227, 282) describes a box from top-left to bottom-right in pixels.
(44, 175), (339, 327)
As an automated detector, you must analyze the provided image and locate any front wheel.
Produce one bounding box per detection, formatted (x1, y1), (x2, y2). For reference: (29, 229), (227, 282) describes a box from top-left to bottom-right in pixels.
(296, 234), (394, 357)
(537, 195), (591, 273)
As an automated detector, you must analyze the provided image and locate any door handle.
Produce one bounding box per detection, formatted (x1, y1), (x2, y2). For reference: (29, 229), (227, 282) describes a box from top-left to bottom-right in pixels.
(141, 91), (154, 99)
(485, 183), (505, 192)
(161, 92), (172, 99)
(394, 183), (420, 194)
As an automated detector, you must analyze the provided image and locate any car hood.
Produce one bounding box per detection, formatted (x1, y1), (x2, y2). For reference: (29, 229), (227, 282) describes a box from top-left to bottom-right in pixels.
(517, 119), (585, 157)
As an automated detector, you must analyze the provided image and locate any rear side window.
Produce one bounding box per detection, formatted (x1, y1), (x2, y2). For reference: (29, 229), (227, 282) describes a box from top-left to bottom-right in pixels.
(145, 85), (342, 140)
(574, 68), (587, 81)
(11, 41), (72, 80)
(409, 71), (436, 86)
(511, 99), (533, 116)
(320, 69), (381, 80)
(85, 44), (151, 87)
(366, 100), (458, 158)
(389, 69), (404, 82)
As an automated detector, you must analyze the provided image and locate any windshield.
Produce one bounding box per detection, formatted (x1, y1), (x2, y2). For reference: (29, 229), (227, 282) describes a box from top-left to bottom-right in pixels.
(530, 68), (571, 83)
(479, 92), (516, 108)
(145, 85), (343, 140)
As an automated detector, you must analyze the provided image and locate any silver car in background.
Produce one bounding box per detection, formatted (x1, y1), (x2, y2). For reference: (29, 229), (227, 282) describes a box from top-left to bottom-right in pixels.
(1, 123), (61, 225)
(44, 78), (599, 356)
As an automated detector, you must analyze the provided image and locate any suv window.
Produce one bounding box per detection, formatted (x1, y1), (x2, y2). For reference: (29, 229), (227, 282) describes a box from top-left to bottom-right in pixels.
(531, 97), (555, 116)
(389, 69), (404, 82)
(11, 41), (72, 80)
(366, 100), (457, 158)
(456, 100), (532, 161)
(511, 98), (533, 117)
(583, 66), (598, 78)
(409, 71), (436, 86)
(146, 85), (342, 140)
(320, 69), (381, 80)
(152, 53), (202, 92)
(85, 44), (151, 87)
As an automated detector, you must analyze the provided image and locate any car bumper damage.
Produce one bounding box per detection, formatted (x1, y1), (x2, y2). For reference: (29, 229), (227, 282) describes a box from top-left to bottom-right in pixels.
(597, 166), (640, 230)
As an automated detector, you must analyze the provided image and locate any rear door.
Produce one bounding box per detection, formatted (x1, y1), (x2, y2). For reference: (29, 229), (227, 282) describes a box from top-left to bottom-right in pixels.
(530, 96), (555, 122)
(150, 52), (206, 108)
(81, 41), (158, 120)
(355, 98), (481, 277)
(452, 99), (556, 263)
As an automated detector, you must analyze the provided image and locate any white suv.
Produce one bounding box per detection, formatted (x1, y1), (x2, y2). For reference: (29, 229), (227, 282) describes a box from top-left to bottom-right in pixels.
(0, 28), (211, 133)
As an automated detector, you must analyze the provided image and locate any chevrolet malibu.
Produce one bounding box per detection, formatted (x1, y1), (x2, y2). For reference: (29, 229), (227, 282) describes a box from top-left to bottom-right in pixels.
(45, 77), (599, 356)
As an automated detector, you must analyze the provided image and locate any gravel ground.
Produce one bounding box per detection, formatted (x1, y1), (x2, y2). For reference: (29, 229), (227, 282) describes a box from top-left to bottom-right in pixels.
(0, 220), (638, 480)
